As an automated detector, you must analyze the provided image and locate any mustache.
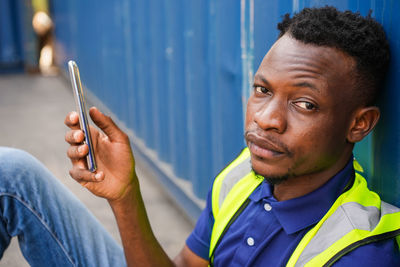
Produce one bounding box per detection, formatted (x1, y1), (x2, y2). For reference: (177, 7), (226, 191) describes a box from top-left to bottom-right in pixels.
(244, 130), (292, 156)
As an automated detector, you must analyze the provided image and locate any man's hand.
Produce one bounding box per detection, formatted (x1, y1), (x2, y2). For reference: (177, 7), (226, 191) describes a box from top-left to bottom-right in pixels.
(64, 107), (137, 201)
(65, 107), (207, 267)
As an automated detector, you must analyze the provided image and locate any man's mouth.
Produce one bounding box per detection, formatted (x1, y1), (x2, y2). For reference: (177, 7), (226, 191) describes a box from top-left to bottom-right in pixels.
(248, 141), (284, 158)
(245, 132), (289, 159)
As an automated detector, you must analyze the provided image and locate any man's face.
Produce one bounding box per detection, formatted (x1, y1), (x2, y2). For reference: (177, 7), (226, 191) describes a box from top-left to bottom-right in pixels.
(245, 34), (357, 182)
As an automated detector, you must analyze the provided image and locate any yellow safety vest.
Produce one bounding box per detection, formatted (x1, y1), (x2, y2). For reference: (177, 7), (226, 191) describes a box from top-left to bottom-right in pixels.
(209, 148), (400, 266)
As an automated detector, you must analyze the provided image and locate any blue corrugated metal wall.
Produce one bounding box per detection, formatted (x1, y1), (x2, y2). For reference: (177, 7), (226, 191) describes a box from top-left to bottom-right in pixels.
(51, 0), (244, 219)
(50, 0), (400, 220)
(0, 0), (22, 67)
(0, 0), (36, 72)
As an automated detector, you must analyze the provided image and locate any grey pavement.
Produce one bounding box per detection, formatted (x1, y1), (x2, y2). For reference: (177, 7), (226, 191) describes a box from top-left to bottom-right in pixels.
(0, 73), (194, 266)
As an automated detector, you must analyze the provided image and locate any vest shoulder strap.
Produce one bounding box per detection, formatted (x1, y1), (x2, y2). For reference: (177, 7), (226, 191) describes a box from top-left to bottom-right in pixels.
(211, 148), (251, 217)
(209, 148), (262, 259)
(287, 173), (400, 267)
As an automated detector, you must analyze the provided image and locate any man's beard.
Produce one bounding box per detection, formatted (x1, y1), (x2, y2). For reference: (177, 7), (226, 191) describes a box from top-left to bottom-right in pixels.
(252, 168), (291, 185)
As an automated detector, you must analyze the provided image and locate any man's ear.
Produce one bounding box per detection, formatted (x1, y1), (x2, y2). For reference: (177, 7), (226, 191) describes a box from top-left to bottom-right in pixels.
(347, 107), (380, 143)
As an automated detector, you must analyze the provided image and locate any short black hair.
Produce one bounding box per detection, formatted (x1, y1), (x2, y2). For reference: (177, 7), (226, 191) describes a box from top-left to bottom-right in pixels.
(277, 6), (390, 106)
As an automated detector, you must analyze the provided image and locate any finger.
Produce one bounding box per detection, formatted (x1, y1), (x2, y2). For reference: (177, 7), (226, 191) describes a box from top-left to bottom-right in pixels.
(67, 144), (88, 160)
(71, 158), (87, 170)
(69, 168), (104, 183)
(64, 111), (80, 130)
(89, 107), (128, 143)
(65, 130), (85, 144)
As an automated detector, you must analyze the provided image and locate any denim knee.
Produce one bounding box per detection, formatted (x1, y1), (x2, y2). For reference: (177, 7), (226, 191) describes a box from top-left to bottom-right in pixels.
(0, 146), (36, 167)
(0, 146), (35, 173)
(0, 147), (55, 195)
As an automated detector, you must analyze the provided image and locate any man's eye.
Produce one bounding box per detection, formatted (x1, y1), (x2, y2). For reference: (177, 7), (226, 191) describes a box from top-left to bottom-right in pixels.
(254, 86), (269, 94)
(294, 101), (316, 110)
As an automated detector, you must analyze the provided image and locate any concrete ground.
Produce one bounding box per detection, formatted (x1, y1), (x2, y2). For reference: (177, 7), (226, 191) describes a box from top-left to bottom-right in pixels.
(0, 73), (194, 266)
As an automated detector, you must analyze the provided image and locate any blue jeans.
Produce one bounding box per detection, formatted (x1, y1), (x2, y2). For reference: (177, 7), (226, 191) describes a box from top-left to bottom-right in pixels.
(0, 147), (126, 266)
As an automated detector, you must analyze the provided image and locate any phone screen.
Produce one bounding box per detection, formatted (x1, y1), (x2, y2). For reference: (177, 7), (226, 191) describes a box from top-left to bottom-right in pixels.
(68, 60), (97, 172)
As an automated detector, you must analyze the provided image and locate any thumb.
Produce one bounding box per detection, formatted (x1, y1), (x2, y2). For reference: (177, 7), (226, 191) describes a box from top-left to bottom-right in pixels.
(89, 107), (127, 142)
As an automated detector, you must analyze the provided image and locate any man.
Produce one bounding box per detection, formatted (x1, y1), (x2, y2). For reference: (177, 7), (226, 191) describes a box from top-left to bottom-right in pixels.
(0, 6), (398, 266)
(64, 6), (400, 266)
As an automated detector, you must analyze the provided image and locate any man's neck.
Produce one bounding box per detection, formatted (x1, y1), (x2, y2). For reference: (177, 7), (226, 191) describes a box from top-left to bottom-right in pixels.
(273, 152), (353, 201)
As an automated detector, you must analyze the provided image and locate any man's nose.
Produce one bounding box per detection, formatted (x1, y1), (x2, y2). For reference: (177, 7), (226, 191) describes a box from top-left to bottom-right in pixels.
(253, 99), (287, 133)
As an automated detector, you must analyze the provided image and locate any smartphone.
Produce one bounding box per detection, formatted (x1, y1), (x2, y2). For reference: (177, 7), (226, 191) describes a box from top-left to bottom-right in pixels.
(68, 60), (97, 172)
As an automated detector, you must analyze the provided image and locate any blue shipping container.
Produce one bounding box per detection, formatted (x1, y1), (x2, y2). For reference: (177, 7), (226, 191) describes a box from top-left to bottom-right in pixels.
(50, 0), (400, 222)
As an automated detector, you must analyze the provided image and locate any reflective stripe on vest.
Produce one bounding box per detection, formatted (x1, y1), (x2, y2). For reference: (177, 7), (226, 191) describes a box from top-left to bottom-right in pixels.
(209, 148), (400, 266)
(210, 148), (262, 260)
(287, 172), (400, 266)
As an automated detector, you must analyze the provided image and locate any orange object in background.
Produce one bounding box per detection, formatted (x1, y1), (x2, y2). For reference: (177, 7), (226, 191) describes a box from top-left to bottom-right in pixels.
(32, 10), (57, 75)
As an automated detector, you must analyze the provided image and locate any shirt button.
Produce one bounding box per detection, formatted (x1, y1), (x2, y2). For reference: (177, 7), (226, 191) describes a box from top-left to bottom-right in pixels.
(247, 237), (255, 246)
(264, 203), (272, 211)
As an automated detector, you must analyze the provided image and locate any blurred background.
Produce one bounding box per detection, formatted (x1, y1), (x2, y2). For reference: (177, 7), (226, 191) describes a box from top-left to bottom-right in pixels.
(1, 0), (400, 265)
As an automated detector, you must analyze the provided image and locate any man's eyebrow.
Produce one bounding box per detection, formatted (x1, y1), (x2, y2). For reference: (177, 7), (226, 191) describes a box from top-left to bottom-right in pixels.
(292, 82), (320, 93)
(254, 75), (320, 93)
(254, 74), (270, 86)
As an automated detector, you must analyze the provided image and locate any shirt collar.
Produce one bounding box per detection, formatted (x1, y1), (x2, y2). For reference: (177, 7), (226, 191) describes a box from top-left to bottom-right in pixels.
(248, 157), (355, 234)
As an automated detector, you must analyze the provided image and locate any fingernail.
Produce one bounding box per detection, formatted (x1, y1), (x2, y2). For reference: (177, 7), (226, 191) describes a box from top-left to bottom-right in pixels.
(78, 145), (84, 153)
(95, 172), (103, 181)
(74, 131), (80, 140)
(70, 113), (76, 121)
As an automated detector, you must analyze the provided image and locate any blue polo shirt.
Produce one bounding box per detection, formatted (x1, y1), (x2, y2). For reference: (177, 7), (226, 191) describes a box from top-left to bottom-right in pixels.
(186, 158), (400, 266)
